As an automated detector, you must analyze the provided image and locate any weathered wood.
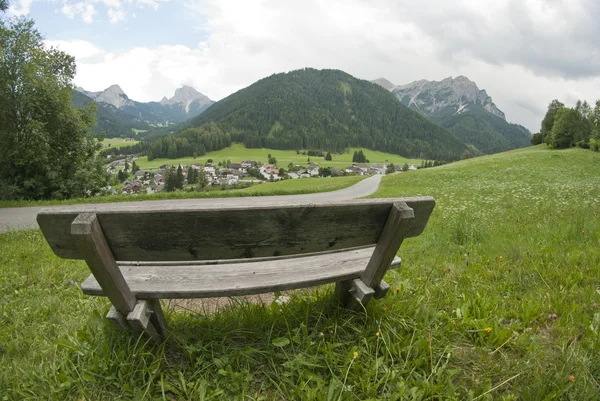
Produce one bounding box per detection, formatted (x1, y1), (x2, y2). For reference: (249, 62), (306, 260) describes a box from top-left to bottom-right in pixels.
(147, 299), (168, 337)
(38, 197), (435, 262)
(106, 306), (129, 330)
(360, 202), (415, 288)
(373, 280), (390, 299)
(127, 300), (160, 340)
(81, 247), (402, 299)
(346, 279), (375, 310)
(71, 213), (136, 315)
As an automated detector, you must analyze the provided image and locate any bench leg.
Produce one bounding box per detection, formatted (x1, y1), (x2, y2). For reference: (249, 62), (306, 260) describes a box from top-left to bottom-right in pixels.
(106, 306), (129, 330)
(148, 299), (169, 338)
(336, 278), (375, 310)
(127, 300), (162, 341)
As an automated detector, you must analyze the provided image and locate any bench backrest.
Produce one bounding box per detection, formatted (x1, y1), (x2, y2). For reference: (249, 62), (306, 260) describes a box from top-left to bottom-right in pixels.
(37, 196), (434, 262)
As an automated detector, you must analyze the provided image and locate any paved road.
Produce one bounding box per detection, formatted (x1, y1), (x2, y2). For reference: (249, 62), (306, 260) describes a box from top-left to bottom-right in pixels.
(0, 175), (383, 233)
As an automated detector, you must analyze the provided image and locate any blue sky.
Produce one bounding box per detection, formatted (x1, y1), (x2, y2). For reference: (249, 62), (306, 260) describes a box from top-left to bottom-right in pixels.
(6, 0), (600, 131)
(14, 1), (206, 51)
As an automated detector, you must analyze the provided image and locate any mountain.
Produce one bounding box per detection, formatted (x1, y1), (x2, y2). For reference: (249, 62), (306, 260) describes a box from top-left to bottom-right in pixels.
(71, 90), (150, 138)
(375, 76), (531, 154)
(74, 85), (215, 133)
(371, 78), (396, 91)
(180, 68), (468, 161)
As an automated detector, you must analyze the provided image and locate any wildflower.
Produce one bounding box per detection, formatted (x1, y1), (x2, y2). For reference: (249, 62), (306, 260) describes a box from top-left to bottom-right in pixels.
(383, 307), (389, 312)
(353, 351), (358, 359)
(499, 256), (503, 262)
(485, 327), (492, 333)
(568, 375), (575, 383)
(274, 295), (290, 306)
(375, 331), (380, 337)
(417, 277), (423, 281)
(319, 332), (324, 338)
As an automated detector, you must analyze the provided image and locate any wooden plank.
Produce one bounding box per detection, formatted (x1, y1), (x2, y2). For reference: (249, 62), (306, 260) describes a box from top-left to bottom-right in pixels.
(81, 247), (402, 299)
(360, 202), (415, 288)
(38, 197), (435, 262)
(147, 299), (168, 337)
(71, 213), (137, 315)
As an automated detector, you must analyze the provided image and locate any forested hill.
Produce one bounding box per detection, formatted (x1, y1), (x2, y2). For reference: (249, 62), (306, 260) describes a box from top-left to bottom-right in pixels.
(181, 69), (467, 161)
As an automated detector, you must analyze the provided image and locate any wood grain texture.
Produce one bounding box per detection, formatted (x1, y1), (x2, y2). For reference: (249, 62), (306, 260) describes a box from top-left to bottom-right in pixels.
(81, 247), (401, 299)
(71, 213), (136, 315)
(38, 197), (435, 262)
(373, 280), (390, 300)
(361, 202), (415, 288)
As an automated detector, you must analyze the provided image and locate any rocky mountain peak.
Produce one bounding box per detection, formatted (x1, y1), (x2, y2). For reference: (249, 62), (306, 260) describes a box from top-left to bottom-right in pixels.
(392, 76), (506, 120)
(371, 78), (396, 91)
(159, 85), (213, 112)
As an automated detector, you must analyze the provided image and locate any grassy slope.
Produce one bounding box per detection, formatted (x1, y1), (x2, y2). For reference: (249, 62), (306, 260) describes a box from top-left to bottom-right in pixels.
(1, 145), (599, 400)
(135, 143), (423, 170)
(0, 175), (366, 208)
(100, 138), (139, 149)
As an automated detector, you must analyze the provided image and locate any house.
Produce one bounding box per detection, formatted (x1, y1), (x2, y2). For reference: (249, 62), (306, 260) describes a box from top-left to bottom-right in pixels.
(134, 170), (145, 179)
(191, 164), (202, 171)
(203, 165), (216, 175)
(287, 172), (299, 179)
(345, 166), (364, 175)
(331, 167), (344, 176)
(229, 163), (242, 170)
(308, 163), (319, 177)
(122, 179), (143, 194)
(241, 160), (253, 169)
(260, 164), (280, 180)
(408, 165), (417, 171)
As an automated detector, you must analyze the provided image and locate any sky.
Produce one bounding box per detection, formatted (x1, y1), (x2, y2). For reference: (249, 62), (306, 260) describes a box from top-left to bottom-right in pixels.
(7, 0), (600, 132)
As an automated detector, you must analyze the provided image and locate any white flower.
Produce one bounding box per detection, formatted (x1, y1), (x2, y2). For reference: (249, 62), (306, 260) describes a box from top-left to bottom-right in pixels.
(275, 295), (290, 306)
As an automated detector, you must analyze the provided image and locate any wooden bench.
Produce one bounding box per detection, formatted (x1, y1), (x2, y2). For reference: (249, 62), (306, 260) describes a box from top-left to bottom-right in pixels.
(37, 197), (435, 339)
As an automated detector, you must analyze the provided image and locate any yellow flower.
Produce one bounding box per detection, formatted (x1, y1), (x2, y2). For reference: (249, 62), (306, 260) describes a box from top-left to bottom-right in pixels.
(353, 351), (359, 359)
(568, 375), (575, 383)
(375, 332), (380, 337)
(485, 327), (492, 333)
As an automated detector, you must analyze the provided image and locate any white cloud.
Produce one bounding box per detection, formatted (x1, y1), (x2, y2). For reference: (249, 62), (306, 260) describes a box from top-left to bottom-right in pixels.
(44, 39), (105, 60)
(49, 0), (600, 131)
(107, 7), (125, 23)
(8, 0), (35, 15)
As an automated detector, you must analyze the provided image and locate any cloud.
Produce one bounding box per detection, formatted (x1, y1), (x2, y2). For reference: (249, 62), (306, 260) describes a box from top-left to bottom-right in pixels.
(107, 7), (125, 23)
(44, 0), (600, 131)
(7, 0), (34, 15)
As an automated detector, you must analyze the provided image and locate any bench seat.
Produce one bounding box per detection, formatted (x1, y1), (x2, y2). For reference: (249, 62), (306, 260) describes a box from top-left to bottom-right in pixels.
(81, 247), (401, 299)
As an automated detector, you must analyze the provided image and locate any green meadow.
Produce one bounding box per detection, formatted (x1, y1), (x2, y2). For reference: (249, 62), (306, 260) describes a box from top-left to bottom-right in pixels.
(135, 142), (423, 170)
(100, 138), (140, 149)
(1, 145), (600, 399)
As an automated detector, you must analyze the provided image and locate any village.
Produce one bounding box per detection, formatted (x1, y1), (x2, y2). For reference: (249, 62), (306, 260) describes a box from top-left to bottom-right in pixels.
(102, 158), (418, 196)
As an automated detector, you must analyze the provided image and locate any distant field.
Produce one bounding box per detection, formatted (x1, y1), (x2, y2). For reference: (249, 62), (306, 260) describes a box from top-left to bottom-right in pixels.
(100, 138), (139, 149)
(135, 143), (423, 170)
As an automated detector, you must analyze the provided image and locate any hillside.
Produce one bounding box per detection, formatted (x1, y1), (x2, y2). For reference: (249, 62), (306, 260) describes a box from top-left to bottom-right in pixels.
(184, 68), (468, 161)
(71, 90), (150, 137)
(75, 84), (214, 130)
(374, 76), (531, 154)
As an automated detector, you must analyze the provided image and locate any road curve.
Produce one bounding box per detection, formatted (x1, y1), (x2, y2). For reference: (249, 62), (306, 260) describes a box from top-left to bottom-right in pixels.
(0, 175), (383, 233)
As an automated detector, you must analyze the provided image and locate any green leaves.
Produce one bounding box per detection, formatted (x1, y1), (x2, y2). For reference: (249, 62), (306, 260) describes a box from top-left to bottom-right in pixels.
(0, 16), (107, 200)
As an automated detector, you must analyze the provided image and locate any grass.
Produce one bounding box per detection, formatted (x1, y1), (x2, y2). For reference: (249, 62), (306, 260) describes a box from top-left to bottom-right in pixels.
(135, 143), (423, 170)
(1, 145), (600, 399)
(0, 175), (367, 208)
(100, 138), (139, 149)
